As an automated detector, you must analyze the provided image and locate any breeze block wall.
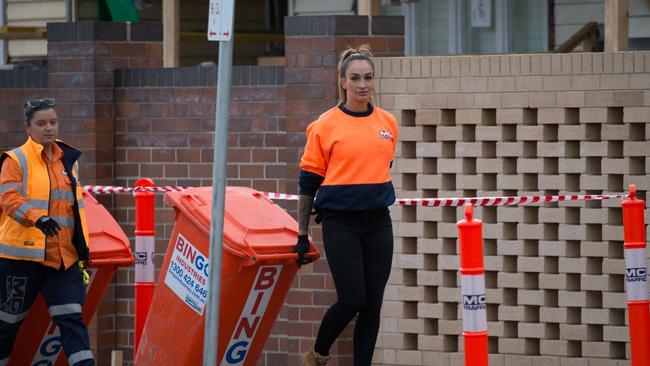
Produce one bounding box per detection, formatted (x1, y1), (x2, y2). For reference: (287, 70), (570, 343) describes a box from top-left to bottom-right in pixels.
(373, 52), (650, 366)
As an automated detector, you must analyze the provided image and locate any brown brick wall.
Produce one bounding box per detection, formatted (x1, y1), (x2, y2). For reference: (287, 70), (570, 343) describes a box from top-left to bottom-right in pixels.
(0, 88), (50, 148)
(0, 65), (49, 145)
(110, 79), (287, 363)
(374, 52), (650, 366)
(46, 22), (163, 191)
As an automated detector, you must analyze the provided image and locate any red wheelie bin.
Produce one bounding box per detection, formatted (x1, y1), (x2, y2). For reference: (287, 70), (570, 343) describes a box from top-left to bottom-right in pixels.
(134, 186), (319, 365)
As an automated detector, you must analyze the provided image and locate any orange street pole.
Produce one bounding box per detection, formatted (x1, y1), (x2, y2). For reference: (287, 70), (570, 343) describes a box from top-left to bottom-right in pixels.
(457, 203), (488, 366)
(622, 184), (650, 366)
(134, 178), (156, 357)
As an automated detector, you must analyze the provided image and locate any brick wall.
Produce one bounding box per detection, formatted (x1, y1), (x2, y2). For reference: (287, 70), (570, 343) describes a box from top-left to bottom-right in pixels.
(111, 65), (286, 363)
(374, 52), (650, 365)
(0, 69), (48, 148)
(46, 22), (163, 189)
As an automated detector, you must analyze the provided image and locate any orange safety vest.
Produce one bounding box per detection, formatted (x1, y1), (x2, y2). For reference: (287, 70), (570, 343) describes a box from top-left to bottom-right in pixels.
(0, 137), (90, 262)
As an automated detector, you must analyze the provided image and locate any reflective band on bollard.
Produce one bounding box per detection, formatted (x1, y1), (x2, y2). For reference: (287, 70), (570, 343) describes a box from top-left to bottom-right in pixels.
(135, 235), (156, 283)
(625, 248), (648, 301)
(461, 275), (487, 333)
(134, 178), (156, 358)
(622, 184), (650, 366)
(457, 203), (488, 366)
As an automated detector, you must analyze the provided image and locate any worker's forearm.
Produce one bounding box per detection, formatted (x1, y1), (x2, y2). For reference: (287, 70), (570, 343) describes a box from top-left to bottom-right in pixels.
(297, 195), (314, 235)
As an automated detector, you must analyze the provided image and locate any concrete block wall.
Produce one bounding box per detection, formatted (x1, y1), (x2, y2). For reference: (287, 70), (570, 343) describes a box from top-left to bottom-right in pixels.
(373, 52), (650, 365)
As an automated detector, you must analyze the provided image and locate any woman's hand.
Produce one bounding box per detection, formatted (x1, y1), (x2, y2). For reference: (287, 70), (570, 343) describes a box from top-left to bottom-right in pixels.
(295, 234), (312, 265)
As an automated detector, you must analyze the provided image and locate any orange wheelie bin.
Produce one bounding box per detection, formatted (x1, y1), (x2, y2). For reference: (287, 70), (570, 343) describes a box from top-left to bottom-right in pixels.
(134, 186), (319, 366)
(8, 191), (134, 366)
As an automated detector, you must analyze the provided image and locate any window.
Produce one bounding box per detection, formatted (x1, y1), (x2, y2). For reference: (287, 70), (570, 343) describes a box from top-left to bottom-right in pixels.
(383, 0), (549, 55)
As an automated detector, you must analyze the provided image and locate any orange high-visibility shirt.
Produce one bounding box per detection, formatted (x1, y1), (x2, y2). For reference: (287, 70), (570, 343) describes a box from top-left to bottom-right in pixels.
(299, 104), (398, 211)
(0, 143), (78, 269)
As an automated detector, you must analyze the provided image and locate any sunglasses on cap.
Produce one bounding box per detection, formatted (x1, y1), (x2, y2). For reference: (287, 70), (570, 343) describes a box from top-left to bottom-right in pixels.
(25, 98), (56, 111)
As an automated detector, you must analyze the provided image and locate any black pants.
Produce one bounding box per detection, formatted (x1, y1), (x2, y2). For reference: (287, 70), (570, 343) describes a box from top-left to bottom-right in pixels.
(314, 208), (393, 366)
(0, 258), (94, 366)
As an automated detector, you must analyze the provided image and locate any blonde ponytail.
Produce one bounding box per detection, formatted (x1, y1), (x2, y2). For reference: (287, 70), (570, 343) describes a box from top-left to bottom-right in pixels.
(337, 45), (374, 105)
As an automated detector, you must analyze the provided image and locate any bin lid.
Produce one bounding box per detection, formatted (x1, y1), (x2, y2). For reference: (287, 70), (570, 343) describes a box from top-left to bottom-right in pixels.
(83, 191), (134, 266)
(164, 187), (299, 260)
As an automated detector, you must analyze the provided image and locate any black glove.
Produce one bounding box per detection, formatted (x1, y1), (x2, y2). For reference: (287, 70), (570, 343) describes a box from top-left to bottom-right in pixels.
(295, 234), (312, 265)
(35, 216), (61, 237)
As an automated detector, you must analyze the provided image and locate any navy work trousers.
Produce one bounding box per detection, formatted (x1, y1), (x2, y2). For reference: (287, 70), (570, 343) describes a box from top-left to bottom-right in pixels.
(0, 258), (94, 366)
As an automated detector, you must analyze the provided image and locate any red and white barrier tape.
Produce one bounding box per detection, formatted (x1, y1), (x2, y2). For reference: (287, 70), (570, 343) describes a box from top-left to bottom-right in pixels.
(396, 194), (627, 207)
(84, 185), (187, 194)
(264, 192), (300, 200)
(83, 185), (628, 207)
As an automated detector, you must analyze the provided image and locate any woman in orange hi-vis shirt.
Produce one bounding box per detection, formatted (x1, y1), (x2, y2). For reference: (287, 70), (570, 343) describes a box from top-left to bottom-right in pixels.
(0, 98), (94, 366)
(296, 45), (398, 366)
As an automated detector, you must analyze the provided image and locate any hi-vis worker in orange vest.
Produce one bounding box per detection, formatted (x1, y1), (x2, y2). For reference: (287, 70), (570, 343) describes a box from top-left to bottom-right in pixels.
(0, 98), (95, 366)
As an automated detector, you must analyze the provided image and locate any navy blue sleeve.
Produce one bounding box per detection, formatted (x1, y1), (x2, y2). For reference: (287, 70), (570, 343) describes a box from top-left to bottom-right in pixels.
(299, 169), (324, 196)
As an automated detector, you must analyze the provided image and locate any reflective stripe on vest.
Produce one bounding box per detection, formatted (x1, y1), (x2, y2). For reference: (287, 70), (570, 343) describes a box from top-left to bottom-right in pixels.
(0, 243), (44, 260)
(0, 182), (21, 194)
(29, 199), (49, 210)
(13, 202), (34, 223)
(50, 189), (75, 201)
(12, 148), (28, 197)
(52, 216), (75, 228)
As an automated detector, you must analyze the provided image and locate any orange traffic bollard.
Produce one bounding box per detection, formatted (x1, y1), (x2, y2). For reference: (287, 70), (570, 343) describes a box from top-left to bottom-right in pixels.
(457, 203), (488, 366)
(134, 178), (156, 357)
(622, 184), (650, 366)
